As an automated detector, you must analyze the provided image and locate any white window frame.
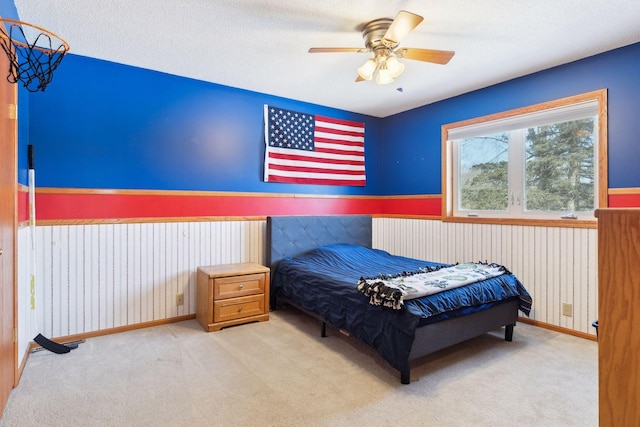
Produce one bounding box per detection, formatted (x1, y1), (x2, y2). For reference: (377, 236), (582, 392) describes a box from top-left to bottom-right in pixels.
(442, 89), (608, 226)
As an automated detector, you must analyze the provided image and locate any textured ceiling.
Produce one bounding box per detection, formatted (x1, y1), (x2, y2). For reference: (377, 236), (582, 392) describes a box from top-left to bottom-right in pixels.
(13, 0), (640, 117)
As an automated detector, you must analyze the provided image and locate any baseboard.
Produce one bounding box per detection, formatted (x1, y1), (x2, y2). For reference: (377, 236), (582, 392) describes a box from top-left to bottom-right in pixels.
(518, 317), (597, 341)
(16, 343), (34, 386)
(31, 314), (197, 350)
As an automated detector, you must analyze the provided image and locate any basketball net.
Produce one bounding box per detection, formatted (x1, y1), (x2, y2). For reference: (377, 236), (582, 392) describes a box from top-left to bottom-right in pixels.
(0, 18), (70, 92)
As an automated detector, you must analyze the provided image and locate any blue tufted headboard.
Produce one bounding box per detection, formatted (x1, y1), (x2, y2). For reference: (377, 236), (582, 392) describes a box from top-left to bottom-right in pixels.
(266, 215), (372, 273)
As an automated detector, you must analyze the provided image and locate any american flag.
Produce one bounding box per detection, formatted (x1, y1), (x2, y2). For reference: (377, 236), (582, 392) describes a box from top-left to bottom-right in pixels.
(264, 105), (366, 186)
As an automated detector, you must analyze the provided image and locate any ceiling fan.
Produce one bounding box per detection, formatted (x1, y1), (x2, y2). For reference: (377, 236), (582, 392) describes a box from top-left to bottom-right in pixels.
(309, 10), (455, 85)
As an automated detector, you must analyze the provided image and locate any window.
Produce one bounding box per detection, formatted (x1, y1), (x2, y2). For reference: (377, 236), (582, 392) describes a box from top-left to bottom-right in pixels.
(443, 90), (607, 223)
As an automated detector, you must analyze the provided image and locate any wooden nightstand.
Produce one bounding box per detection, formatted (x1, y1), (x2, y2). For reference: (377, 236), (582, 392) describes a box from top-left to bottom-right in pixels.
(196, 262), (270, 332)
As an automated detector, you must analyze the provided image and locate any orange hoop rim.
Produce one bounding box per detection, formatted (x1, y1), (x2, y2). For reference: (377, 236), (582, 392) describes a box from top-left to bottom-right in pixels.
(0, 18), (70, 51)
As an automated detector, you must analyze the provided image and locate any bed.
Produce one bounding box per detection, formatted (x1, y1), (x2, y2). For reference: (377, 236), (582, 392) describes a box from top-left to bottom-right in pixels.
(267, 215), (532, 384)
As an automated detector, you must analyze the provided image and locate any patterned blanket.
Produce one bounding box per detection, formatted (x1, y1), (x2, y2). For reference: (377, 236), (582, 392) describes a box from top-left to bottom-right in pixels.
(357, 262), (508, 310)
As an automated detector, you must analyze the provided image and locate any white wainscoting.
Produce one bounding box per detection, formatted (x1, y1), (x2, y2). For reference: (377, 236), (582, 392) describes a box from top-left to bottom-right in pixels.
(20, 218), (597, 344)
(30, 221), (265, 338)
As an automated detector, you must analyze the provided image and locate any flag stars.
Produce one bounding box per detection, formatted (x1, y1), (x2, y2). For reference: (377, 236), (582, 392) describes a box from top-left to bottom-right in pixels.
(268, 107), (315, 151)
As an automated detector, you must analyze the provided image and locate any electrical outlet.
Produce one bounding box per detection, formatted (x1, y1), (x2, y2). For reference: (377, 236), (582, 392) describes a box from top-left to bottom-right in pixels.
(562, 303), (573, 317)
(176, 293), (184, 306)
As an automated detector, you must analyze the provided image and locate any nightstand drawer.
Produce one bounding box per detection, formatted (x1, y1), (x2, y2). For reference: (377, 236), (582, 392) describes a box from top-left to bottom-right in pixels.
(213, 294), (265, 323)
(214, 273), (265, 300)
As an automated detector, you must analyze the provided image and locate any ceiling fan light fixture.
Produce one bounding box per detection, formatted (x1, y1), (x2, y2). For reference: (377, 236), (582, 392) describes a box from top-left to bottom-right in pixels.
(308, 10), (456, 85)
(376, 65), (394, 85)
(385, 56), (405, 78)
(357, 58), (377, 81)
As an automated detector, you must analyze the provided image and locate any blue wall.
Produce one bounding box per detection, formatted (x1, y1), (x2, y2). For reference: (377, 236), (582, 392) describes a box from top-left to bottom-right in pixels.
(382, 42), (640, 194)
(27, 55), (383, 195)
(0, 0), (17, 20)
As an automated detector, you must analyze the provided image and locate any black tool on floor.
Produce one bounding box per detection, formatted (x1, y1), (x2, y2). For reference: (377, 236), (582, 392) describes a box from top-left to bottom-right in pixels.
(33, 334), (79, 354)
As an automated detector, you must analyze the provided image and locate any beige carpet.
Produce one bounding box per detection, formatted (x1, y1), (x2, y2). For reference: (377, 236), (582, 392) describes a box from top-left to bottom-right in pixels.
(1, 307), (597, 426)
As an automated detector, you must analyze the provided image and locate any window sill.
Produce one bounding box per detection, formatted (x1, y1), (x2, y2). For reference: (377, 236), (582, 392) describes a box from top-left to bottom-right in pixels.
(442, 215), (597, 229)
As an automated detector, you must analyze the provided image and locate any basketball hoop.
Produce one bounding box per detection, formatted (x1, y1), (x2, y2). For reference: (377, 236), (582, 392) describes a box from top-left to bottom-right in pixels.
(0, 18), (70, 92)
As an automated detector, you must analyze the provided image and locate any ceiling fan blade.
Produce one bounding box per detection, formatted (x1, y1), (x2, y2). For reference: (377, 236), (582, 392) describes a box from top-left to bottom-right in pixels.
(401, 48), (455, 64)
(309, 47), (364, 53)
(383, 10), (424, 45)
(355, 75), (365, 82)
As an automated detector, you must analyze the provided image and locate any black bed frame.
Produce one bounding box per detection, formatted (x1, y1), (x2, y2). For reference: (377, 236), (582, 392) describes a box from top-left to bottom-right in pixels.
(266, 215), (518, 384)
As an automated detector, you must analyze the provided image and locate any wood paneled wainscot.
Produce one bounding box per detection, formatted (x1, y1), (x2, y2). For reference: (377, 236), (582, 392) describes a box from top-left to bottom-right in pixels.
(595, 209), (640, 426)
(197, 262), (270, 332)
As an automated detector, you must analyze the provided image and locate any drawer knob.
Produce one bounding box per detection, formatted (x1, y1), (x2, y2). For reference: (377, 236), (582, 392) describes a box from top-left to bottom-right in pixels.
(239, 284), (244, 289)
(238, 306), (243, 312)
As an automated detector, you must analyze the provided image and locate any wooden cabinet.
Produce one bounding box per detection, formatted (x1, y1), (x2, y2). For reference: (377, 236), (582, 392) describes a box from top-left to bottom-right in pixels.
(196, 262), (270, 332)
(595, 209), (640, 426)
